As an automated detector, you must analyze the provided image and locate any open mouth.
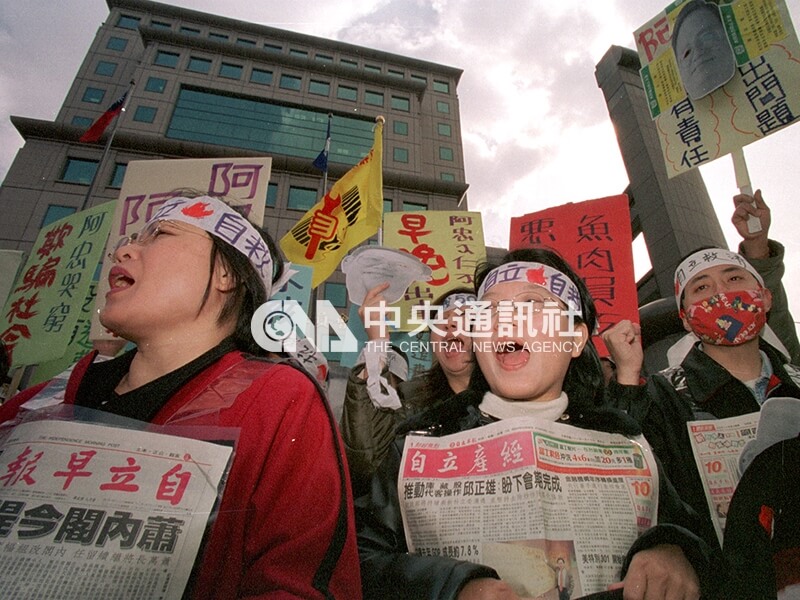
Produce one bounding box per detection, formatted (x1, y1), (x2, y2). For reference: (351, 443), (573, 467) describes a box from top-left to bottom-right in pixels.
(108, 267), (135, 293)
(495, 340), (529, 369)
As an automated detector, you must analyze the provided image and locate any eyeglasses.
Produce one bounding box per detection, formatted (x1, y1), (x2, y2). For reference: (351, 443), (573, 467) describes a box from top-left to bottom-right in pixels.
(108, 220), (207, 259)
(478, 291), (566, 317)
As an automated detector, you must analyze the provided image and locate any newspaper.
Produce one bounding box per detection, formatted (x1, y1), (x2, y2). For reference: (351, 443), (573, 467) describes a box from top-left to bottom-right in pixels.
(0, 419), (233, 599)
(399, 416), (659, 597)
(687, 412), (760, 545)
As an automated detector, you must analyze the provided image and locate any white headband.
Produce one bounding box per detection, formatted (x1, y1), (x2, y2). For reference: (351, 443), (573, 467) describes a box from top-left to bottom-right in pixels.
(149, 196), (274, 297)
(674, 248), (764, 309)
(477, 261), (583, 318)
(441, 292), (477, 313)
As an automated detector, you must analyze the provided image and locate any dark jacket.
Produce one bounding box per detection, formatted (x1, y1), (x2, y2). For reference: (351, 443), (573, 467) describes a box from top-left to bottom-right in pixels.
(722, 435), (800, 600)
(607, 341), (800, 550)
(355, 391), (720, 600)
(341, 365), (453, 497)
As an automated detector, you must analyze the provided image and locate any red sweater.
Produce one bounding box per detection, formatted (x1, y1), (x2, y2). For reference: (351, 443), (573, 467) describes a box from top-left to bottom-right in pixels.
(1, 351), (362, 600)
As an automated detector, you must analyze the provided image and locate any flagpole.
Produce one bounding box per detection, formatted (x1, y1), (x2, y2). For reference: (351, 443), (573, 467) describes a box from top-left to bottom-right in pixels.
(80, 80), (135, 212)
(308, 112), (333, 325)
(321, 112), (332, 193)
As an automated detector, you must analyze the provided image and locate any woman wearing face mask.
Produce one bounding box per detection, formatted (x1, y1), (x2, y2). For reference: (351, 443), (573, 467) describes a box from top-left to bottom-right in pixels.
(0, 194), (362, 599)
(356, 248), (718, 600)
(603, 246), (800, 552)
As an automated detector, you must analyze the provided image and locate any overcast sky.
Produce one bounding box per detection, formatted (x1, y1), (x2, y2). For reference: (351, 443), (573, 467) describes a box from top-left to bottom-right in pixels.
(1, 0), (798, 330)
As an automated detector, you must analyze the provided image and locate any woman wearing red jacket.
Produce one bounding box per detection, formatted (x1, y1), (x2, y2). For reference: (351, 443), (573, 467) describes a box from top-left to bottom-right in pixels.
(0, 194), (362, 599)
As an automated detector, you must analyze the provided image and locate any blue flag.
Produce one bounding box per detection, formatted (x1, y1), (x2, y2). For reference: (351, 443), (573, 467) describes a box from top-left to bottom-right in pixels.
(313, 115), (331, 171)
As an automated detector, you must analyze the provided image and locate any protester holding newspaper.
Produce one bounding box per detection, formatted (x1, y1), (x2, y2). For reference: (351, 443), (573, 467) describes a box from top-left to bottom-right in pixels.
(356, 248), (718, 600)
(603, 241), (800, 551)
(341, 285), (476, 495)
(0, 194), (361, 599)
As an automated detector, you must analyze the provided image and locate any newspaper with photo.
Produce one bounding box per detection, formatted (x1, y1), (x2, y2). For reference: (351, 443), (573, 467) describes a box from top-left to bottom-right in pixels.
(399, 416), (659, 597)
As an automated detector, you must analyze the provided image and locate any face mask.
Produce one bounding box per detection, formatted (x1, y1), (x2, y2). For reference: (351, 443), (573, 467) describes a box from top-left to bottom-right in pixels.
(684, 288), (767, 346)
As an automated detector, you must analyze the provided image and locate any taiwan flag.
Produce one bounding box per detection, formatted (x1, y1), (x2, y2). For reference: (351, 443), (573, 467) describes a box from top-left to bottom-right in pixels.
(79, 92), (127, 143)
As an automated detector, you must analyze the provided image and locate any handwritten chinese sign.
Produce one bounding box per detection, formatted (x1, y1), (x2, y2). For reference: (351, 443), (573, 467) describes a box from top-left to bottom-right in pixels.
(634, 0), (800, 177)
(384, 211), (486, 332)
(509, 195), (638, 354)
(1, 202), (113, 367)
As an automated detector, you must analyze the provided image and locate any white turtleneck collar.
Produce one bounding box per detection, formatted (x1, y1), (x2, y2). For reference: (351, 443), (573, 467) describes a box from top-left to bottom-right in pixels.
(478, 391), (569, 422)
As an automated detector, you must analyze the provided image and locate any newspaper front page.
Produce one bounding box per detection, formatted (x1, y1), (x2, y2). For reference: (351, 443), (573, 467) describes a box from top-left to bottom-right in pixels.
(686, 412), (760, 545)
(0, 419), (233, 599)
(399, 416), (659, 597)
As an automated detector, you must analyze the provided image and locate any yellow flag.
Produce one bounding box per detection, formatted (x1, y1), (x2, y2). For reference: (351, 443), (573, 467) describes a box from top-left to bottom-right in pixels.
(280, 118), (384, 288)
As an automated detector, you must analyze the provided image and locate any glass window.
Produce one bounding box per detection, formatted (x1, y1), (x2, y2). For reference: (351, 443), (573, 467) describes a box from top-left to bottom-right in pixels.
(187, 57), (212, 74)
(71, 116), (93, 127)
(391, 96), (410, 112)
(150, 20), (172, 29)
(219, 63), (243, 79)
(180, 26), (200, 36)
(107, 37), (128, 51)
(437, 122), (452, 137)
(289, 48), (309, 58)
(393, 147), (409, 163)
(209, 32), (228, 42)
(42, 205), (77, 227)
(264, 43), (282, 52)
(325, 282), (348, 308)
(315, 53), (333, 63)
(364, 91), (384, 106)
(309, 80), (330, 96)
(154, 51), (180, 68)
(166, 88), (375, 163)
(439, 146), (454, 161)
(61, 158), (98, 184)
(266, 183), (278, 208)
(433, 80), (450, 93)
(82, 87), (105, 104)
(388, 68), (404, 78)
(436, 100), (450, 114)
(440, 172), (455, 182)
(337, 85), (357, 101)
(95, 61), (117, 77)
(144, 77), (167, 93)
(340, 58), (358, 69)
(410, 74), (427, 85)
(279, 74), (302, 90)
(383, 199), (393, 213)
(288, 186), (318, 211)
(250, 68), (273, 85)
(402, 201), (427, 211)
(116, 15), (140, 30)
(236, 38), (256, 46)
(133, 106), (157, 123)
(393, 120), (408, 136)
(364, 64), (381, 74)
(110, 163), (127, 188)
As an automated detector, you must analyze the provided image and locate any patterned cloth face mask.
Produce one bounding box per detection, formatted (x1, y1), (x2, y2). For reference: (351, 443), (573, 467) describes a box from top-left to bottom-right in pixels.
(683, 288), (768, 346)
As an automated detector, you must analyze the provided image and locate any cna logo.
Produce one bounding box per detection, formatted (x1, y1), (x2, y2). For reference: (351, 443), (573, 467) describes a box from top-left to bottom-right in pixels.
(250, 300), (358, 353)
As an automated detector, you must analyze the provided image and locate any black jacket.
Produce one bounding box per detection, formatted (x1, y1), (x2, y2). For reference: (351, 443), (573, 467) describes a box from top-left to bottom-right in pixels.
(355, 391), (721, 600)
(607, 341), (800, 550)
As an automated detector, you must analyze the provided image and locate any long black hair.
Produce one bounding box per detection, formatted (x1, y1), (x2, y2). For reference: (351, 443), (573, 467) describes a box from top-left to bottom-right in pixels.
(168, 189), (285, 355)
(471, 247), (605, 415)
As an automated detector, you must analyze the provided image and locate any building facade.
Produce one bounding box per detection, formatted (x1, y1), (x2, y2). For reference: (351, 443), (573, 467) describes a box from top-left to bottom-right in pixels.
(0, 0), (469, 311)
